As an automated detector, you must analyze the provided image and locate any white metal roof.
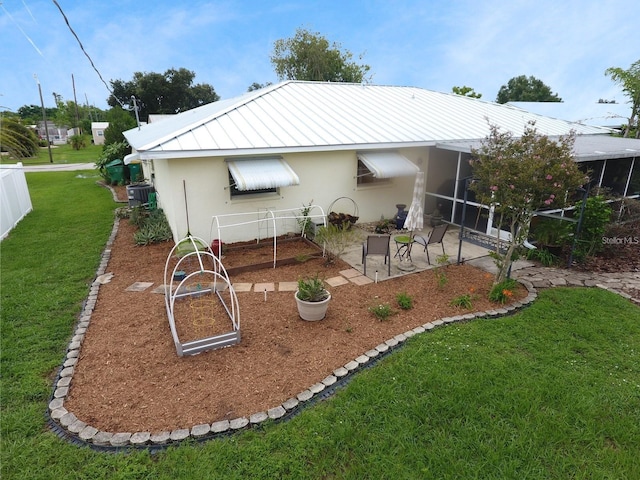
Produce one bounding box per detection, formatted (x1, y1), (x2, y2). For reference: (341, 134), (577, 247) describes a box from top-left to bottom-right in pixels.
(437, 134), (640, 162)
(507, 101), (632, 128)
(124, 81), (613, 159)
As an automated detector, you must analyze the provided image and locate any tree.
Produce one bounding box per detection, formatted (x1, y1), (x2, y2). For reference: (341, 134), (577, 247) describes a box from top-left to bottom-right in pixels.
(452, 86), (482, 98)
(0, 117), (39, 159)
(470, 122), (586, 284)
(270, 28), (371, 83)
(103, 106), (136, 146)
(247, 82), (272, 92)
(16, 104), (57, 125)
(107, 68), (220, 120)
(496, 75), (562, 104)
(605, 59), (640, 138)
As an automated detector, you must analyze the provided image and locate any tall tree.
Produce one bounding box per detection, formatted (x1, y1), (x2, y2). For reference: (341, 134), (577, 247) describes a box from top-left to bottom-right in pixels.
(107, 68), (219, 120)
(16, 104), (57, 125)
(103, 106), (136, 146)
(605, 59), (640, 138)
(470, 122), (586, 284)
(496, 75), (562, 104)
(271, 28), (371, 83)
(452, 85), (482, 98)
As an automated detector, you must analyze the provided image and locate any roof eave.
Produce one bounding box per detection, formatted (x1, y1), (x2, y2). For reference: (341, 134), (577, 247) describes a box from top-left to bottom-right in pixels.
(135, 140), (438, 160)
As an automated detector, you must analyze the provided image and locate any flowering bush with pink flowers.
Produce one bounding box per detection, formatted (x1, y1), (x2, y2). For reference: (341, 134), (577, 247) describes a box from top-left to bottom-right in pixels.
(470, 122), (588, 283)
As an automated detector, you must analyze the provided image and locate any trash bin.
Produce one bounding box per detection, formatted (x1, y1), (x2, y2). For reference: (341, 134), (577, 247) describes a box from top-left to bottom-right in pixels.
(127, 162), (142, 182)
(105, 159), (124, 185)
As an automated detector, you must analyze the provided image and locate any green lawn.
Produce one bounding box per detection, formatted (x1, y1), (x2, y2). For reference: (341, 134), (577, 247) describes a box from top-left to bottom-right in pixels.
(1, 172), (639, 479)
(0, 142), (102, 165)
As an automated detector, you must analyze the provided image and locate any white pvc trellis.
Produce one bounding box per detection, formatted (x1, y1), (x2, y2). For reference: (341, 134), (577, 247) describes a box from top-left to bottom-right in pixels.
(209, 205), (327, 268)
(164, 235), (240, 357)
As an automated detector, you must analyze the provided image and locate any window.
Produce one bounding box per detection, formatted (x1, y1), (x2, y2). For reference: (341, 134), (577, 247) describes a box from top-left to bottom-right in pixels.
(228, 170), (277, 197)
(357, 159), (389, 185)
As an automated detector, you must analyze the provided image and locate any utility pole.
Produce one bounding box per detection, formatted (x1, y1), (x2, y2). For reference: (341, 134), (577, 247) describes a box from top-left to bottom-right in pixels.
(34, 74), (53, 163)
(72, 74), (81, 134)
(131, 95), (141, 130)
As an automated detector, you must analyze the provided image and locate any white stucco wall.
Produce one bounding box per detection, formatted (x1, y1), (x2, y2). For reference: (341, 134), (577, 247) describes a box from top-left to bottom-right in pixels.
(151, 148), (431, 244)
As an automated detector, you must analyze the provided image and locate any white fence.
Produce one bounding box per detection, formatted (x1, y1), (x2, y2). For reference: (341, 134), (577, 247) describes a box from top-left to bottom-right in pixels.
(1, 163), (33, 240)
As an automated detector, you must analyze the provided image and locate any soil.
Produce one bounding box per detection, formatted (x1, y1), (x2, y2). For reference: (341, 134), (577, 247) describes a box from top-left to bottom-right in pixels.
(65, 186), (635, 433)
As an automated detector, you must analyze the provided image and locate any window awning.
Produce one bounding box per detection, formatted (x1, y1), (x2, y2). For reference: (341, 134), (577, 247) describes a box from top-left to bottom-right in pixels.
(227, 157), (300, 191)
(357, 152), (419, 178)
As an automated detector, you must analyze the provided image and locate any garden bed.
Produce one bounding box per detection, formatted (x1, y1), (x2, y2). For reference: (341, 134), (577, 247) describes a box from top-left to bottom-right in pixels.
(63, 220), (527, 433)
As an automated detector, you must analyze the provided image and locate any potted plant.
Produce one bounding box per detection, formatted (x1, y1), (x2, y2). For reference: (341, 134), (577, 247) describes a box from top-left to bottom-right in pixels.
(295, 274), (331, 321)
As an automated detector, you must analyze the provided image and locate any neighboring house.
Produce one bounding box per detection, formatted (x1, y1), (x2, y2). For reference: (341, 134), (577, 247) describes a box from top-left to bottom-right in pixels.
(124, 81), (640, 244)
(91, 122), (109, 145)
(36, 121), (68, 145)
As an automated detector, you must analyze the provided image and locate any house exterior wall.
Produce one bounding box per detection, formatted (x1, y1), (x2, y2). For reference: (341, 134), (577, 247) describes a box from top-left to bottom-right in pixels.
(151, 148), (430, 244)
(91, 122), (109, 145)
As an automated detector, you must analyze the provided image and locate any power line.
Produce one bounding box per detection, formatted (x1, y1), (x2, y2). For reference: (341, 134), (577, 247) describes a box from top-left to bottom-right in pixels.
(51, 0), (126, 108)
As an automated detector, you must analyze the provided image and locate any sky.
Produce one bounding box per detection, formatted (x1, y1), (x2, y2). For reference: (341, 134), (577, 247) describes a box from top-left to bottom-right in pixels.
(1, 0), (638, 120)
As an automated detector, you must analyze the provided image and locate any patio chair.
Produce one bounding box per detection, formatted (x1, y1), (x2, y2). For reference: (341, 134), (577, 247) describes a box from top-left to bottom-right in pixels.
(362, 235), (391, 276)
(413, 223), (449, 264)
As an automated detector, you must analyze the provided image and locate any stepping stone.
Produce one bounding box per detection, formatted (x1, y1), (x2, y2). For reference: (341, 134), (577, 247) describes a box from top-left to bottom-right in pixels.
(152, 285), (168, 294)
(253, 282), (275, 292)
(326, 276), (349, 287)
(339, 268), (362, 279)
(232, 283), (253, 292)
(278, 281), (298, 292)
(125, 282), (154, 292)
(95, 272), (114, 284)
(349, 275), (373, 286)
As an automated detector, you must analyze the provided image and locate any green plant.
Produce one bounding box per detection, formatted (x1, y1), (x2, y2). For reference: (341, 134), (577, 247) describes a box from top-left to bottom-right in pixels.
(573, 195), (613, 261)
(489, 278), (518, 304)
(296, 200), (315, 237)
(526, 247), (558, 267)
(296, 274), (329, 302)
(433, 253), (450, 289)
(531, 217), (574, 247)
(68, 134), (88, 150)
(369, 302), (393, 320)
(375, 218), (394, 234)
(314, 222), (360, 263)
(450, 293), (474, 309)
(128, 205), (148, 227)
(133, 208), (173, 245)
(396, 292), (414, 310)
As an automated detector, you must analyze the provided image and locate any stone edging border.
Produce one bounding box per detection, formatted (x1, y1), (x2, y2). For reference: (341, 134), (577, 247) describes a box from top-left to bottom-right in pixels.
(45, 209), (540, 451)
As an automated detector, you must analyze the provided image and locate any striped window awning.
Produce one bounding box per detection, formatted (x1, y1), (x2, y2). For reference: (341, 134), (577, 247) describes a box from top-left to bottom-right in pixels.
(357, 152), (419, 178)
(227, 157), (300, 191)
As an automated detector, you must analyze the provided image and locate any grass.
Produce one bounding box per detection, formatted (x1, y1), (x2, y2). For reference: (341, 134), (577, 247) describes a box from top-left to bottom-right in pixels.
(0, 142), (102, 165)
(1, 172), (640, 479)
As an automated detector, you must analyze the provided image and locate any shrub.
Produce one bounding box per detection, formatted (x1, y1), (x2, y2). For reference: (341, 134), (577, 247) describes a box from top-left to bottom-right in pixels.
(450, 294), (474, 309)
(133, 209), (172, 245)
(314, 222), (359, 263)
(396, 292), (413, 310)
(369, 303), (393, 321)
(573, 195), (613, 261)
(526, 247), (559, 266)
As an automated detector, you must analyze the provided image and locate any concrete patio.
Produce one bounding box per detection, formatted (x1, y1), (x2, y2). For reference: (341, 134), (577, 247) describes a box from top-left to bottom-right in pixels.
(335, 224), (494, 282)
